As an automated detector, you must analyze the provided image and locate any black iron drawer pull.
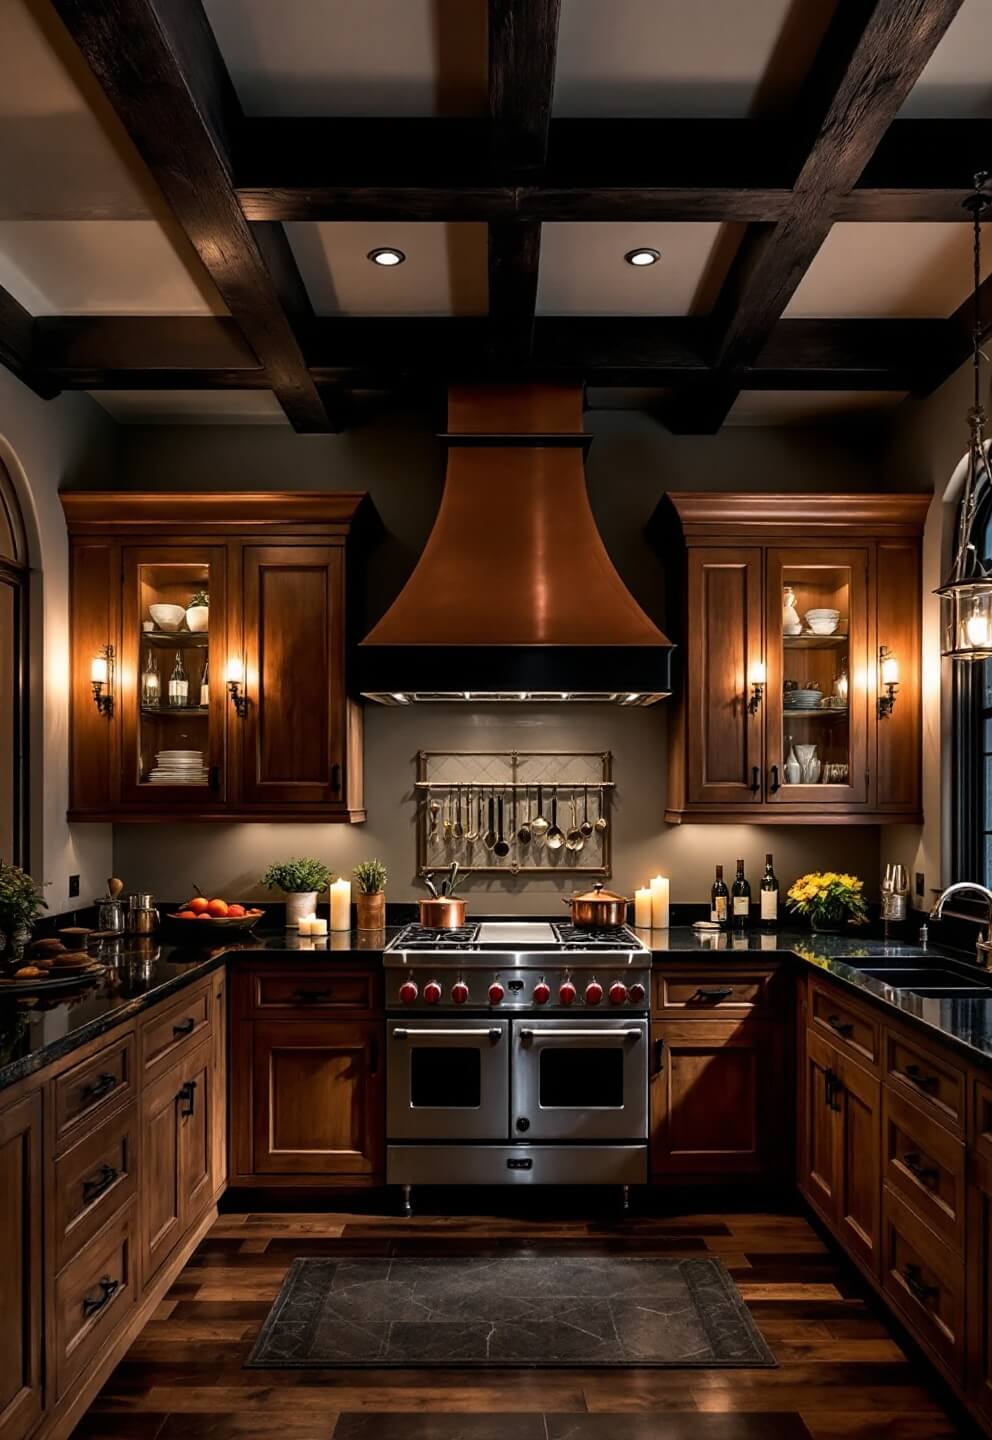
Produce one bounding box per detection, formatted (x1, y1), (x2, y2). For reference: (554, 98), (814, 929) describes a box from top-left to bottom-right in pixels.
(903, 1064), (939, 1093)
(172, 1017), (196, 1037)
(693, 987), (734, 1002)
(82, 1164), (120, 1203)
(82, 1073), (117, 1102)
(902, 1263), (937, 1306)
(750, 766), (760, 794)
(902, 1152), (939, 1187)
(82, 1275), (120, 1318)
(177, 1079), (197, 1117)
(825, 1068), (842, 1112)
(826, 1014), (854, 1037)
(769, 765), (780, 793)
(293, 989), (333, 1003)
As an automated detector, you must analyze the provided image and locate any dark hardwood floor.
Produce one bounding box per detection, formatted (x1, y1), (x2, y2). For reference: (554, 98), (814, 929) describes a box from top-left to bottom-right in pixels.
(69, 1196), (972, 1440)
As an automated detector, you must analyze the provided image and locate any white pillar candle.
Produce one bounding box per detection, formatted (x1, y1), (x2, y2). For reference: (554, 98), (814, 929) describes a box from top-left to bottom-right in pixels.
(297, 916), (314, 935)
(650, 874), (670, 929)
(634, 888), (653, 928)
(329, 879), (351, 931)
(310, 917), (328, 936)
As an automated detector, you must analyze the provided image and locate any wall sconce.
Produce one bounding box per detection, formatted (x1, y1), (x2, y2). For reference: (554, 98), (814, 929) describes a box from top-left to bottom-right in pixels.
(226, 656), (248, 717)
(878, 646), (899, 717)
(90, 645), (114, 716)
(748, 661), (766, 714)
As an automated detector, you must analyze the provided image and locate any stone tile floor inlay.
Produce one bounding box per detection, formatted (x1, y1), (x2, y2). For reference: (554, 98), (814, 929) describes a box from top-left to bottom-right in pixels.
(246, 1256), (776, 1369)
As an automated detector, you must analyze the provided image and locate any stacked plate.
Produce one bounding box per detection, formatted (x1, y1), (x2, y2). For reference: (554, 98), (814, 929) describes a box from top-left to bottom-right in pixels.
(147, 748), (208, 784)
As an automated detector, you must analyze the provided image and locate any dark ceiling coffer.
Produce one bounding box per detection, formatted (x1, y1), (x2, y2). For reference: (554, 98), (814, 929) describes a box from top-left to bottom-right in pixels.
(359, 384), (673, 705)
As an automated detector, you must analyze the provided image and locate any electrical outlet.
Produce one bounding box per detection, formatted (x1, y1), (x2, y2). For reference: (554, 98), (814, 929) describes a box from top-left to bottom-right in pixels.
(68, 874), (80, 898)
(915, 871), (925, 899)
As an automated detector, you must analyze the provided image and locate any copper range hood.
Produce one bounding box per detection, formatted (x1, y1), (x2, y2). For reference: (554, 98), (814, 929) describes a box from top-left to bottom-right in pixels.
(360, 384), (673, 705)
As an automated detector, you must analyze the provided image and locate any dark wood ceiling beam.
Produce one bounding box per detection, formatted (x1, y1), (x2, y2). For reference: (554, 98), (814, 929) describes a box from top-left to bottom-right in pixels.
(682, 0), (967, 433)
(49, 0), (341, 432)
(0, 286), (61, 400)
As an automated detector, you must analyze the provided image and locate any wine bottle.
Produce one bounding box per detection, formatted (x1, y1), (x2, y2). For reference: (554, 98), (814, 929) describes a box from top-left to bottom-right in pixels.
(141, 650), (160, 706)
(731, 858), (751, 932)
(760, 853), (779, 929)
(168, 650), (188, 706)
(710, 865), (729, 926)
(199, 656), (209, 708)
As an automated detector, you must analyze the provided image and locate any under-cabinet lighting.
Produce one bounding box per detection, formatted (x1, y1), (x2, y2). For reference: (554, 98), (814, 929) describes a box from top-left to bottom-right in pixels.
(624, 247), (660, 267)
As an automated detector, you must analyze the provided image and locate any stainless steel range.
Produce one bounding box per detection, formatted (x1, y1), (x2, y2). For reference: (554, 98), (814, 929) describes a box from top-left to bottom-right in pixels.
(384, 920), (652, 1210)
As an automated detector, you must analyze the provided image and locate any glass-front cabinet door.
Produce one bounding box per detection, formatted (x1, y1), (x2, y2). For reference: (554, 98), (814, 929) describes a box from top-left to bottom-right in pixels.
(765, 548), (869, 807)
(121, 547), (226, 808)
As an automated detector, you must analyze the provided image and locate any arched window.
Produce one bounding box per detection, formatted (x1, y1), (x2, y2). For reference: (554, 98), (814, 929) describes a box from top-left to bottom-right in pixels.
(952, 462), (992, 885)
(0, 460), (29, 865)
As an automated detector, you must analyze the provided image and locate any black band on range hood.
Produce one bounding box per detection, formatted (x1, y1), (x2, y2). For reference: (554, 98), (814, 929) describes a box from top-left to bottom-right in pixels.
(359, 645), (673, 703)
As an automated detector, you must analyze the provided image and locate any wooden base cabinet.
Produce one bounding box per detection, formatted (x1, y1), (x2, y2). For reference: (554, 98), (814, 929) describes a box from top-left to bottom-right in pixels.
(661, 493), (927, 824)
(61, 492), (367, 823)
(0, 1092), (42, 1440)
(140, 1039), (214, 1285)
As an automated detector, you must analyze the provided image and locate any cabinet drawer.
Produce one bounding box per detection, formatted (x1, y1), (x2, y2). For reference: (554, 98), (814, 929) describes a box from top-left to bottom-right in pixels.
(55, 1201), (137, 1400)
(652, 966), (780, 1017)
(53, 1034), (134, 1152)
(884, 1025), (965, 1135)
(53, 1103), (138, 1273)
(140, 983), (212, 1077)
(809, 979), (879, 1070)
(881, 1186), (965, 1382)
(881, 1087), (965, 1253)
(248, 968), (378, 1015)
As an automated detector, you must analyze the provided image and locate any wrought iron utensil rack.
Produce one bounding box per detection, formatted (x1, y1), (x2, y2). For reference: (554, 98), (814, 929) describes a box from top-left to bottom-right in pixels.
(415, 749), (613, 877)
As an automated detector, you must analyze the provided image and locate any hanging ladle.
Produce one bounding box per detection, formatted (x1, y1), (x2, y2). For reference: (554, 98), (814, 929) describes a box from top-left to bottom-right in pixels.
(546, 788), (565, 850)
(565, 792), (584, 851)
(580, 786), (593, 839)
(531, 784), (549, 840)
(595, 785), (609, 833)
(517, 787), (532, 846)
(453, 787), (464, 840)
(494, 793), (510, 858)
(484, 792), (498, 851)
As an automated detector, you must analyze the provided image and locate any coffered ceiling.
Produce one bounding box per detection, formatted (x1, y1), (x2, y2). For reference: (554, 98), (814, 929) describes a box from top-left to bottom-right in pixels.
(0, 0), (988, 430)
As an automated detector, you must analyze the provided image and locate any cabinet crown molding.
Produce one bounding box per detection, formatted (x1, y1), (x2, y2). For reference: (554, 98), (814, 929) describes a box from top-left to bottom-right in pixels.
(662, 492), (930, 538)
(60, 491), (368, 534)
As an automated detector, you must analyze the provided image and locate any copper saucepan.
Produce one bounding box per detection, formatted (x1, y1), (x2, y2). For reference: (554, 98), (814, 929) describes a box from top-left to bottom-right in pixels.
(418, 897), (466, 929)
(562, 881), (629, 928)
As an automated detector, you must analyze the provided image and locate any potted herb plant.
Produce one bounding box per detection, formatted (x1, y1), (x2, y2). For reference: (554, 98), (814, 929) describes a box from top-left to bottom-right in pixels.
(185, 588), (209, 633)
(354, 859), (387, 930)
(787, 871), (868, 934)
(0, 860), (48, 964)
(262, 857), (333, 928)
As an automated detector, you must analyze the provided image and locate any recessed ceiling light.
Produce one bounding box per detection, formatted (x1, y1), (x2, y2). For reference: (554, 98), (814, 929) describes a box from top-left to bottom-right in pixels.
(368, 247), (406, 267)
(624, 247), (660, 267)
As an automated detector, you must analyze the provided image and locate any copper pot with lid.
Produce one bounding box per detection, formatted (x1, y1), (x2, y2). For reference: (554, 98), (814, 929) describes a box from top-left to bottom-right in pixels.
(562, 881), (629, 928)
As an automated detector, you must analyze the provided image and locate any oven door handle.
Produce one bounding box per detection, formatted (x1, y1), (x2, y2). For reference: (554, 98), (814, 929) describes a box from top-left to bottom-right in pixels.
(392, 1027), (503, 1039)
(518, 1028), (642, 1041)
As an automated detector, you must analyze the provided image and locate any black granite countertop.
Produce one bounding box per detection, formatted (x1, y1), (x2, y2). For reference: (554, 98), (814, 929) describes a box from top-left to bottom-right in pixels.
(0, 927), (404, 1092)
(5, 920), (992, 1094)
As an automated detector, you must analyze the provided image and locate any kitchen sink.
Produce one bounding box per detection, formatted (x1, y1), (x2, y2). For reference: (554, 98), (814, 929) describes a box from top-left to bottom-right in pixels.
(852, 965), (992, 997)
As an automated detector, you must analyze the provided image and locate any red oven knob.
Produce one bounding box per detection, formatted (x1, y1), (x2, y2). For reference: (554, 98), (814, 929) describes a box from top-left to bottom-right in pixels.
(533, 981), (551, 1005)
(488, 982), (505, 1005)
(423, 980), (442, 1005)
(609, 981), (628, 1006)
(451, 981), (469, 1005)
(398, 981), (418, 1005)
(629, 982), (646, 1005)
(585, 981), (604, 1006)
(559, 980), (577, 1005)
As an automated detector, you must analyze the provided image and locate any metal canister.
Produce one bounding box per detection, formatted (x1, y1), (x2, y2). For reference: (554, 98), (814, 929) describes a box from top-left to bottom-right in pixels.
(127, 893), (160, 935)
(97, 897), (126, 933)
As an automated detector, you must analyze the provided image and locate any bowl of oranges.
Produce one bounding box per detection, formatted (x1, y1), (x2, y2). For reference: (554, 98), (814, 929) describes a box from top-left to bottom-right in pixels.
(167, 893), (265, 934)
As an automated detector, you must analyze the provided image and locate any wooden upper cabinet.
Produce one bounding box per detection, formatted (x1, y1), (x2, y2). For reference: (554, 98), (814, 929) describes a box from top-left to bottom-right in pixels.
(661, 493), (927, 825)
(60, 492), (367, 822)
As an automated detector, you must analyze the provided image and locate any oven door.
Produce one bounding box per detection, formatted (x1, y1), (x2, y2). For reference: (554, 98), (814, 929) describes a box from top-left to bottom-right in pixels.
(387, 1018), (510, 1141)
(511, 1017), (648, 1142)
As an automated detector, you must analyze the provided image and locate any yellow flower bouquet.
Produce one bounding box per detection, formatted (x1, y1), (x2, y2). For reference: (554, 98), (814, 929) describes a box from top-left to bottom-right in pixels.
(786, 871), (868, 932)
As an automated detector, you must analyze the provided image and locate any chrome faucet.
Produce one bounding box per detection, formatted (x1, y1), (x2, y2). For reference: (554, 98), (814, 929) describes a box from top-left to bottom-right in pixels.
(930, 882), (992, 967)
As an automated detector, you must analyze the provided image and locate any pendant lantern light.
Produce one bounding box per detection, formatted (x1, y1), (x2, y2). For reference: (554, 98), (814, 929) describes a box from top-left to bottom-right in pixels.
(936, 172), (992, 660)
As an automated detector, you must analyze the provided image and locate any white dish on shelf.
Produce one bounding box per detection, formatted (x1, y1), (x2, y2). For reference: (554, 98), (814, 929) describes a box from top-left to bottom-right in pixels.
(149, 603), (186, 631)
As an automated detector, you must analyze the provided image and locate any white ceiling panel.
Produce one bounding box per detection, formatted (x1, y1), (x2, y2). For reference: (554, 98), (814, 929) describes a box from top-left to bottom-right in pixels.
(0, 221), (227, 316)
(784, 222), (992, 319)
(537, 222), (741, 316)
(726, 391), (907, 427)
(899, 0), (992, 117)
(203, 0), (486, 115)
(0, 0), (159, 219)
(286, 221), (487, 315)
(554, 0), (836, 117)
(90, 391), (288, 424)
